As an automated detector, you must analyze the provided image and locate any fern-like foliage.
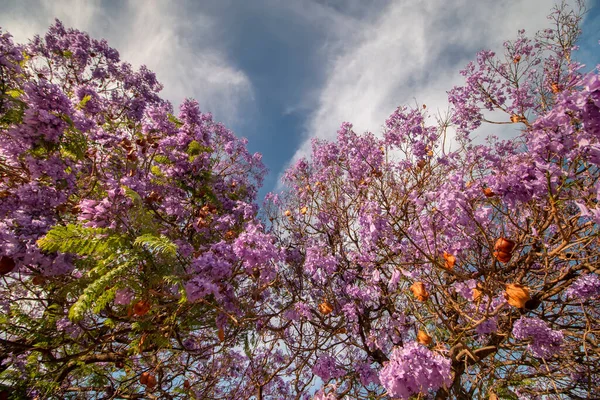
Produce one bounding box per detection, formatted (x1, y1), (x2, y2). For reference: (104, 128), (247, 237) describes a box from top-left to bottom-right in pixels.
(37, 224), (125, 257)
(68, 262), (131, 322)
(133, 233), (178, 258)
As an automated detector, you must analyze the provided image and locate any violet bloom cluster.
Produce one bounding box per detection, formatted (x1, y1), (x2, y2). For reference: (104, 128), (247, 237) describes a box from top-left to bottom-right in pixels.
(513, 317), (564, 358)
(566, 273), (600, 301)
(378, 342), (452, 399)
(312, 354), (345, 382)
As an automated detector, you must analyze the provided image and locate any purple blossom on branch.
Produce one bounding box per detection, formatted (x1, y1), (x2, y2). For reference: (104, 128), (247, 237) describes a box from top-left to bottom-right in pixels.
(379, 342), (452, 399)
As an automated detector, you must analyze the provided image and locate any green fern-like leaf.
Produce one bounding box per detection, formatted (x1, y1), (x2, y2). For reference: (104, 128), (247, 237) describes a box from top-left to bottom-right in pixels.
(133, 234), (178, 257)
(37, 224), (123, 257)
(61, 128), (88, 161)
(69, 262), (131, 322)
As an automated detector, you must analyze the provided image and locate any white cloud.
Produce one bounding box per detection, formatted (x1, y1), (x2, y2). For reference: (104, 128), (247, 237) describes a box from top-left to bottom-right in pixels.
(0, 0), (253, 125)
(287, 0), (560, 167)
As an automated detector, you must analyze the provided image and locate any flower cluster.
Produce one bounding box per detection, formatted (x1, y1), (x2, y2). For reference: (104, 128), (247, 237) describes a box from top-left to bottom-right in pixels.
(513, 317), (564, 358)
(379, 342), (452, 399)
(566, 273), (600, 301)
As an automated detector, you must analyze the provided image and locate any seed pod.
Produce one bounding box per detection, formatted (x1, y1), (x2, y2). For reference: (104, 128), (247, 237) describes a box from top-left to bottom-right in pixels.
(472, 287), (482, 302)
(495, 237), (516, 253)
(140, 371), (150, 385)
(510, 114), (520, 123)
(482, 187), (495, 197)
(410, 282), (429, 302)
(524, 296), (542, 310)
(551, 82), (560, 93)
(505, 283), (531, 308)
(32, 275), (45, 285)
(513, 55), (521, 63)
(218, 327), (225, 342)
(443, 252), (456, 270)
(300, 206), (308, 215)
(145, 373), (157, 388)
(0, 256), (16, 275)
(318, 301), (334, 315)
(417, 330), (432, 345)
(284, 210), (292, 218)
(126, 149), (138, 162)
(133, 300), (150, 316)
(494, 250), (512, 263)
(184, 379), (191, 389)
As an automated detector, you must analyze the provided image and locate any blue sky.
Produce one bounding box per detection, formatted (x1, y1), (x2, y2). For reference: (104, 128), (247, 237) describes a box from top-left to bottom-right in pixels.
(1, 0), (599, 200)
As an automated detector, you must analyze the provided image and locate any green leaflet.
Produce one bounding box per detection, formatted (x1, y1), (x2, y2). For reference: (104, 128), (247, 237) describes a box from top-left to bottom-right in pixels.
(61, 128), (88, 161)
(133, 233), (178, 258)
(76, 94), (92, 110)
(37, 224), (123, 257)
(68, 262), (130, 322)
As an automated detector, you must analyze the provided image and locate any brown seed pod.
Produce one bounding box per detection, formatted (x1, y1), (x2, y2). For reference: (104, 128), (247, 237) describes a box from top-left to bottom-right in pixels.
(495, 237), (516, 253)
(32, 275), (45, 285)
(145, 373), (157, 388)
(0, 256), (16, 275)
(410, 282), (429, 302)
(318, 301), (334, 315)
(140, 371), (150, 385)
(443, 252), (456, 270)
(133, 300), (150, 316)
(417, 330), (433, 345)
(505, 283), (531, 308)
(218, 327), (225, 342)
(513, 55), (521, 63)
(482, 187), (495, 197)
(494, 250), (512, 263)
(184, 379), (191, 389)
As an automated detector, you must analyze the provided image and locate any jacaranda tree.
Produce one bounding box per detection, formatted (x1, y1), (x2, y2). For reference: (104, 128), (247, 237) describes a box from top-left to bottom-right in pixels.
(265, 1), (600, 399)
(0, 20), (281, 399)
(0, 1), (599, 399)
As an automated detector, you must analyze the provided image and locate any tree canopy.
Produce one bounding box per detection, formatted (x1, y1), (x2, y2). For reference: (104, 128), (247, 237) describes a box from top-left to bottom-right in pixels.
(1, 1), (599, 399)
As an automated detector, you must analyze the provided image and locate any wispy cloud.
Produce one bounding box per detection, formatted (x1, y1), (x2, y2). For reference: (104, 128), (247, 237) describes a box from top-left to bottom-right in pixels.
(0, 0), (253, 125)
(287, 0), (557, 167)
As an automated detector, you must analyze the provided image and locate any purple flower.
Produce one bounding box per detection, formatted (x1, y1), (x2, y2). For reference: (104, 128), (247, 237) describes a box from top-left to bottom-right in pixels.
(379, 342), (452, 399)
(312, 354), (345, 382)
(566, 273), (600, 301)
(513, 317), (564, 358)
